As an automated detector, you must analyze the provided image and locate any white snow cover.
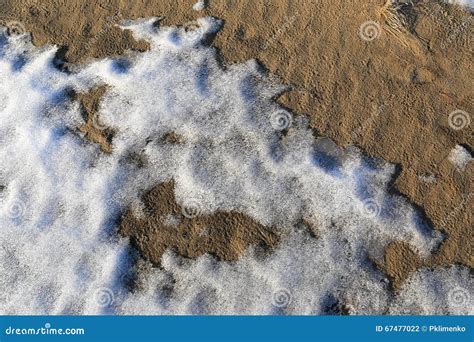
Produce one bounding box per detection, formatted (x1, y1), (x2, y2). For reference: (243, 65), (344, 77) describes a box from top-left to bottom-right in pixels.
(0, 17), (469, 315)
(390, 266), (473, 315)
(193, 0), (206, 11)
(449, 145), (472, 171)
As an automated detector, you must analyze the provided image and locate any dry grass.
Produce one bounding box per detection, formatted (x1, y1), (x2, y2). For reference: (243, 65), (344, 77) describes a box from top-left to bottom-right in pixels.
(378, 0), (429, 51)
(379, 0), (411, 35)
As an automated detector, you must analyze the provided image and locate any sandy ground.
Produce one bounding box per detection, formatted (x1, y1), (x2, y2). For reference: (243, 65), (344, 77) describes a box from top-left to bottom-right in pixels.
(1, 0), (472, 290)
(119, 181), (279, 263)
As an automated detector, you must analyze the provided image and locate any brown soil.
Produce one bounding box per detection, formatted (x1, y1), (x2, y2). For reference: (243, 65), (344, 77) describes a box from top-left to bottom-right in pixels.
(1, 0), (472, 289)
(380, 242), (422, 289)
(119, 181), (279, 263)
(75, 86), (113, 153)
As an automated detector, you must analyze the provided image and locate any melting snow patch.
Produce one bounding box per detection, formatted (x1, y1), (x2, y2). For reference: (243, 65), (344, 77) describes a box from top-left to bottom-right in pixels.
(0, 17), (458, 315)
(193, 0), (206, 11)
(449, 145), (472, 171)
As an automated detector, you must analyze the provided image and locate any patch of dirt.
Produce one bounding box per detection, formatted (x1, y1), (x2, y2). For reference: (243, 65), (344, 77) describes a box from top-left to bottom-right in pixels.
(119, 181), (279, 264)
(2, 0), (472, 289)
(75, 86), (113, 153)
(380, 241), (422, 290)
(161, 131), (186, 145)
